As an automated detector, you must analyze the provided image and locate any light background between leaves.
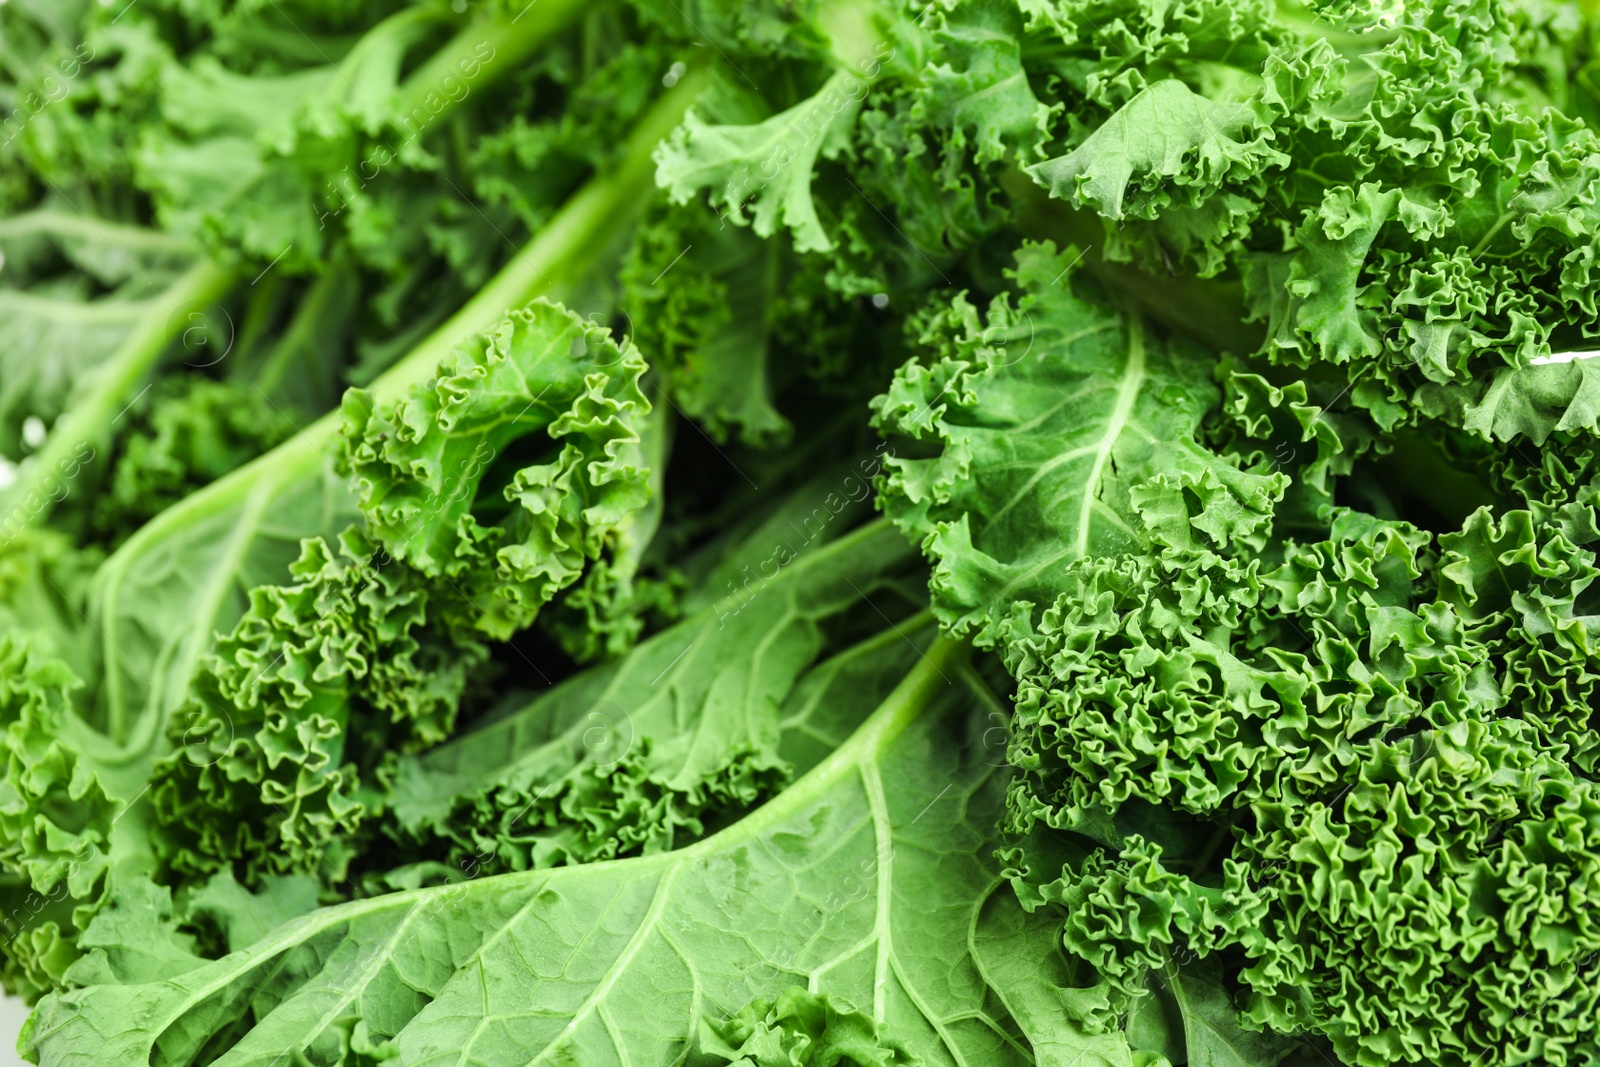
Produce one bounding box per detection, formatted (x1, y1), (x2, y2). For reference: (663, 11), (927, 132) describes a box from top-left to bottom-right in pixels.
(0, 994), (27, 1065)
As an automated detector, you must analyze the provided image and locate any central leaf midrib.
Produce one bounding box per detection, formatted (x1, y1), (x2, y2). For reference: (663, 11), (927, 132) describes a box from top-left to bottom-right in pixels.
(861, 757), (895, 1019)
(1074, 314), (1146, 559)
(136, 638), (968, 1046)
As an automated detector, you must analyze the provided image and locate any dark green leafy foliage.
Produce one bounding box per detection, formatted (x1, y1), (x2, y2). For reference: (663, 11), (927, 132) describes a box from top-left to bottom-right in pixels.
(4, 0), (1600, 1064)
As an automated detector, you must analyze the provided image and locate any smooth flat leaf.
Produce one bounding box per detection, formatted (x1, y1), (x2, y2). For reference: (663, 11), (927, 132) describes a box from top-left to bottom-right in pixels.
(384, 520), (924, 871)
(1164, 966), (1294, 1067)
(26, 638), (1095, 1067)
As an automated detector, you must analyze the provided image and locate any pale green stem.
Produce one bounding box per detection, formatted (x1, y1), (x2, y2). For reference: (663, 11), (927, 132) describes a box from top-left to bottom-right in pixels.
(1, 259), (238, 531)
(395, 0), (591, 119)
(104, 64), (713, 599)
(0, 211), (193, 254)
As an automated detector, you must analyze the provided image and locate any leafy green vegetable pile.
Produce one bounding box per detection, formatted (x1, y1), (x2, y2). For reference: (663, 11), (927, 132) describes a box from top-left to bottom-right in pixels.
(2, 0), (1599, 1063)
